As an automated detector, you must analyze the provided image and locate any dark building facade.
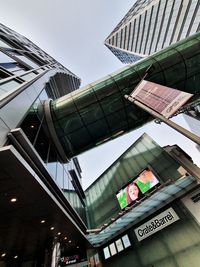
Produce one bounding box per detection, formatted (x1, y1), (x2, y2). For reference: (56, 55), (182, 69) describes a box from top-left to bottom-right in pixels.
(1, 23), (200, 267)
(104, 0), (200, 63)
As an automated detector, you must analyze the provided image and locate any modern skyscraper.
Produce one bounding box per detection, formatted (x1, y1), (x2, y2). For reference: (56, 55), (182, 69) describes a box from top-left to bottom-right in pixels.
(1, 22), (200, 267)
(0, 23), (88, 266)
(104, 0), (200, 63)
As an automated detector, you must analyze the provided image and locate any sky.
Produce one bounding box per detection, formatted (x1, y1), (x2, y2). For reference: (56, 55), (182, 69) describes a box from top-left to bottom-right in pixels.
(1, 0), (200, 189)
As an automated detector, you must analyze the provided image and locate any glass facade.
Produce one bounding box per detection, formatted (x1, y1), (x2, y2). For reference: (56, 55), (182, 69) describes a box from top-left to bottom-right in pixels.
(0, 23), (86, 266)
(105, 0), (200, 63)
(85, 134), (182, 228)
(19, 84), (85, 219)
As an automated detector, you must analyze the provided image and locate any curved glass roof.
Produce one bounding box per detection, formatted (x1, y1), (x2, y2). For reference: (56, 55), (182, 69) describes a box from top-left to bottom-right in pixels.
(50, 32), (200, 158)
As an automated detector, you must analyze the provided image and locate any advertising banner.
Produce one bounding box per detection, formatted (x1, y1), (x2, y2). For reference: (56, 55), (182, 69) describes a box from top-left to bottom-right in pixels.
(116, 167), (160, 210)
(134, 207), (179, 241)
(130, 80), (193, 118)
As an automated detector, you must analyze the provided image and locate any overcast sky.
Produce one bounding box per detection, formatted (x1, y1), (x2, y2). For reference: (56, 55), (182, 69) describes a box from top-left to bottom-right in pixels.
(1, 0), (200, 189)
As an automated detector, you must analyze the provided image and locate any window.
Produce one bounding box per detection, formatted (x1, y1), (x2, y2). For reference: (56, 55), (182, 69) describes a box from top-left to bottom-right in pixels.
(103, 234), (131, 260)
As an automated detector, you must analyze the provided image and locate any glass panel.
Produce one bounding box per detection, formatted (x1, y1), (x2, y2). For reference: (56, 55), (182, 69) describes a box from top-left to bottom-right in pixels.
(47, 161), (57, 181)
(0, 39), (12, 48)
(21, 72), (37, 81)
(0, 51), (15, 63)
(0, 80), (21, 94)
(14, 54), (39, 69)
(56, 162), (64, 188)
(34, 126), (49, 162)
(79, 102), (104, 124)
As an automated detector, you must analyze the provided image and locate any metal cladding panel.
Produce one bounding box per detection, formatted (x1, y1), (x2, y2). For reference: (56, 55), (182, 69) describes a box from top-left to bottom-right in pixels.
(51, 32), (200, 158)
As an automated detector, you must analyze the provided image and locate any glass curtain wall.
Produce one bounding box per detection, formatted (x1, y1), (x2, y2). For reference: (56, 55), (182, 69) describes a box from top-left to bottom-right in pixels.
(19, 89), (85, 220)
(85, 134), (182, 228)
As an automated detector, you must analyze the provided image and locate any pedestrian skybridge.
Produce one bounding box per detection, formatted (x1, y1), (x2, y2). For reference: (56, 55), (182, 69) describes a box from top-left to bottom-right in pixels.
(44, 32), (200, 160)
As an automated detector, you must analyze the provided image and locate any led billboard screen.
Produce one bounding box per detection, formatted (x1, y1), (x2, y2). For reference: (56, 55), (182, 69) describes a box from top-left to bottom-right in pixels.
(116, 167), (160, 210)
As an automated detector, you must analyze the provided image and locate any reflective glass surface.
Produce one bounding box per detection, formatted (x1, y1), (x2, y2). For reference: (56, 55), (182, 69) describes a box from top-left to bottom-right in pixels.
(85, 133), (182, 229)
(51, 32), (200, 158)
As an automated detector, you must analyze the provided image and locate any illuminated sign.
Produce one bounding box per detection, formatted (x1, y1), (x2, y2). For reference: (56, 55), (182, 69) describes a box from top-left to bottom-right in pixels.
(60, 255), (79, 266)
(134, 208), (179, 241)
(116, 167), (160, 210)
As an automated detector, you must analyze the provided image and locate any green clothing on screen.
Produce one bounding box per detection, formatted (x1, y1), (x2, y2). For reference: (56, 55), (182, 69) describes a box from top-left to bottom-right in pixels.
(136, 180), (151, 193)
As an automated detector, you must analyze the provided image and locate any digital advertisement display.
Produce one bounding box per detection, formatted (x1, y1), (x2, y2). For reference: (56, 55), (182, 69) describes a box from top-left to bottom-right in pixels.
(116, 167), (160, 209)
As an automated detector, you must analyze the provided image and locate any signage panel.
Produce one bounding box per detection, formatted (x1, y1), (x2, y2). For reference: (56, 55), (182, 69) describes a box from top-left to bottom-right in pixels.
(109, 243), (117, 256)
(122, 234), (131, 248)
(134, 207), (179, 241)
(115, 239), (124, 252)
(103, 247), (110, 259)
(59, 255), (80, 266)
(130, 80), (193, 118)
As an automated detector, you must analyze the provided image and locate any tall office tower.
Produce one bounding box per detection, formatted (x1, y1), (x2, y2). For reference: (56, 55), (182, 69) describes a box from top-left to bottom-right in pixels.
(104, 0), (200, 63)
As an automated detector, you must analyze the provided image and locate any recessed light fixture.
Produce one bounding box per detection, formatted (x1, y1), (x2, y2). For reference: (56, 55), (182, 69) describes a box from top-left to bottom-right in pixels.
(50, 227), (54, 230)
(40, 220), (45, 224)
(64, 237), (67, 240)
(30, 125), (34, 128)
(77, 246), (79, 249)
(68, 240), (72, 243)
(14, 255), (18, 259)
(1, 253), (6, 257)
(10, 197), (17, 203)
(57, 232), (61, 235)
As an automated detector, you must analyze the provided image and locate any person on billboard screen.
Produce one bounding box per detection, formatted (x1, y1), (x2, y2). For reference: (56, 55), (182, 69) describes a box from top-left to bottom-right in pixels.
(126, 182), (142, 205)
(136, 169), (159, 193)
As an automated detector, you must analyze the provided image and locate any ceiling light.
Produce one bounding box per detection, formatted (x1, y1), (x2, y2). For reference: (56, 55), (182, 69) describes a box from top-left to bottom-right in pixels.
(1, 253), (6, 257)
(40, 220), (45, 224)
(64, 237), (67, 240)
(50, 227), (54, 230)
(57, 232), (61, 235)
(14, 255), (18, 259)
(77, 246), (79, 249)
(10, 198), (17, 203)
(68, 240), (72, 243)
(30, 125), (34, 128)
